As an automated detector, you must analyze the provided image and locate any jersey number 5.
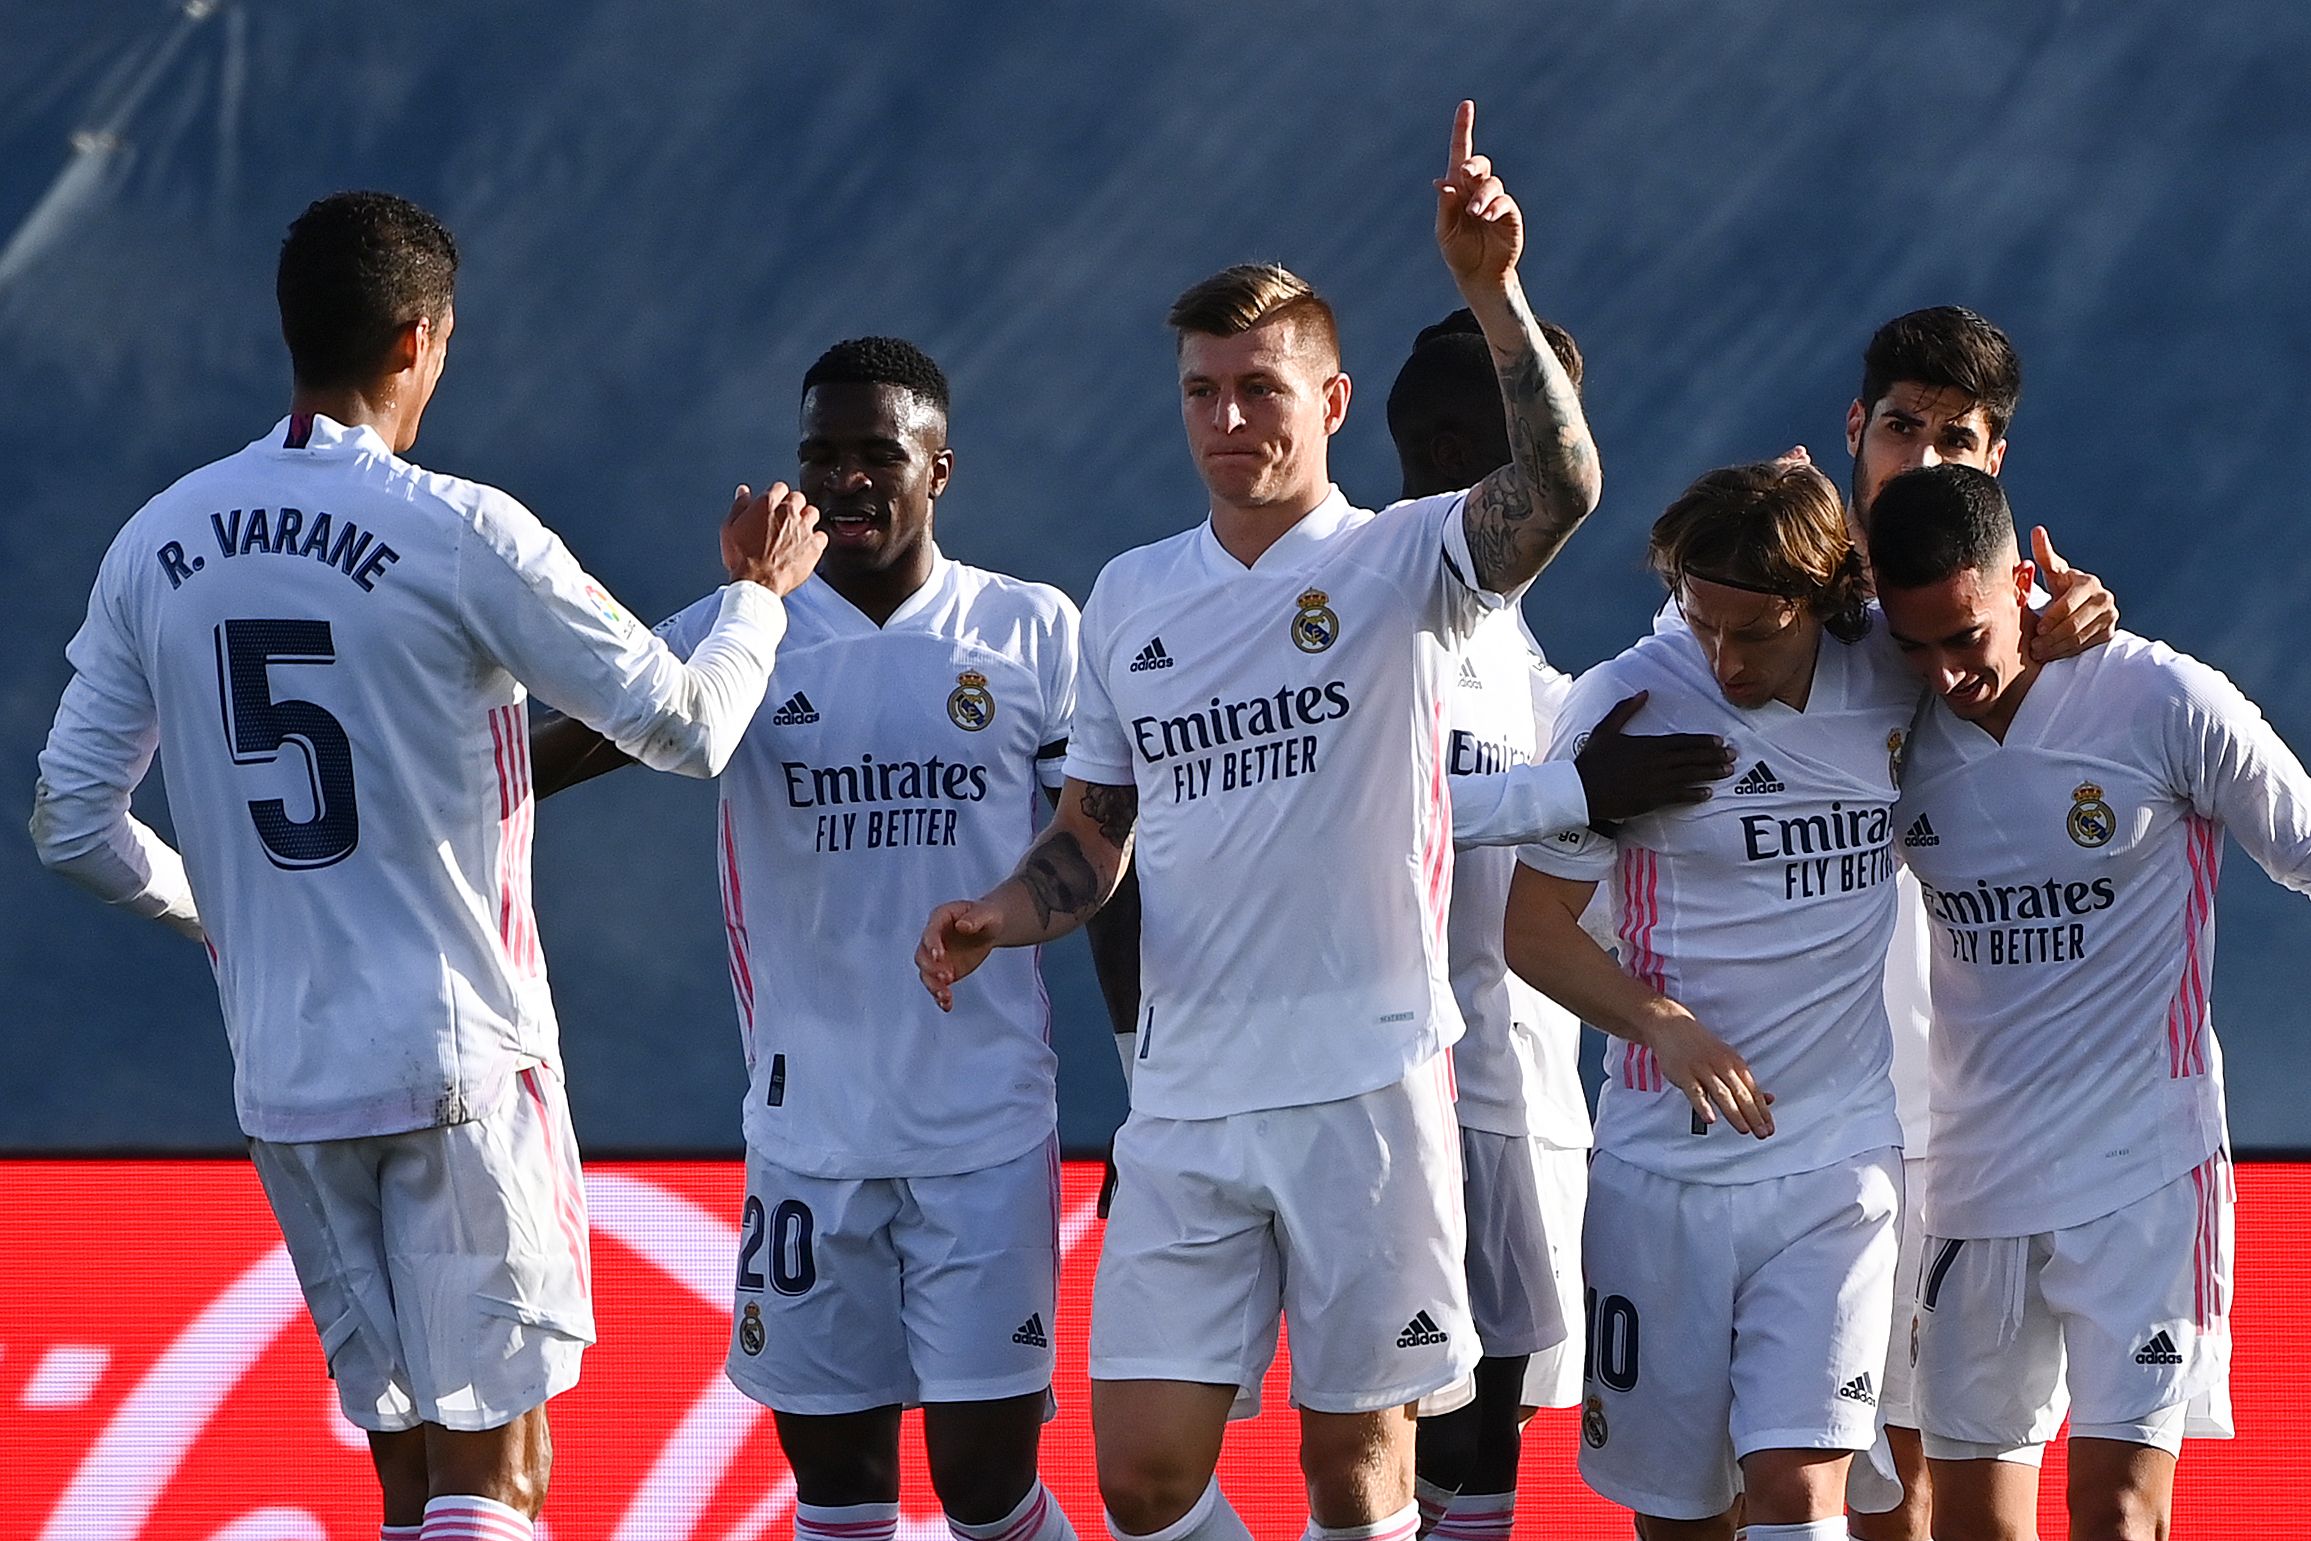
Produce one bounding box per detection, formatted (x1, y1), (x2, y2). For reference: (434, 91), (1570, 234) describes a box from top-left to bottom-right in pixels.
(214, 619), (360, 869)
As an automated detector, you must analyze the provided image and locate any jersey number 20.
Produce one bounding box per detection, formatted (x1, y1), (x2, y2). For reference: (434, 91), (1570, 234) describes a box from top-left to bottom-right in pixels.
(214, 619), (360, 869)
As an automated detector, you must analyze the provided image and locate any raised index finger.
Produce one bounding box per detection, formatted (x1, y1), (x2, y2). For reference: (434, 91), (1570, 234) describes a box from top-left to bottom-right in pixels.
(1448, 99), (1475, 177)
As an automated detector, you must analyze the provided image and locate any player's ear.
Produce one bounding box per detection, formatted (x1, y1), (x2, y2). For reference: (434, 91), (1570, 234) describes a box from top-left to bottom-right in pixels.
(2014, 558), (2037, 606)
(1322, 370), (1352, 435)
(384, 316), (427, 377)
(1845, 398), (1868, 457)
(1985, 437), (2008, 476)
(928, 446), (954, 501)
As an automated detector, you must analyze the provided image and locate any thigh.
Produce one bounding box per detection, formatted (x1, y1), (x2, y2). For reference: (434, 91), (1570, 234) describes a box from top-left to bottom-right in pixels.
(1879, 1154), (1928, 1430)
(725, 1151), (913, 1415)
(1271, 1056), (1477, 1416)
(1727, 1149), (1900, 1462)
(251, 1134), (417, 1432)
(2044, 1153), (2234, 1449)
(1520, 1143), (1589, 1411)
(379, 1065), (595, 1431)
(896, 1136), (1062, 1407)
(1914, 1232), (2066, 1457)
(1575, 1152), (1739, 1523)
(1458, 1127), (1570, 1362)
(1090, 1108), (1282, 1418)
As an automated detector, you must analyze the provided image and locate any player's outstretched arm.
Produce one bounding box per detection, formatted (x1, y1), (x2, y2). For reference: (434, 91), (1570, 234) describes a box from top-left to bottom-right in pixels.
(917, 777), (1136, 1011)
(2023, 526), (2117, 662)
(1435, 99), (1602, 595)
(1504, 861), (1773, 1136)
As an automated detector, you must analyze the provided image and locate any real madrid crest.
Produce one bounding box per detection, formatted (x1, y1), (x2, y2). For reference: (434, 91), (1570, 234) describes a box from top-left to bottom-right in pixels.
(1291, 587), (1339, 653)
(739, 1302), (766, 1356)
(1581, 1393), (1609, 1448)
(2067, 781), (2115, 848)
(947, 669), (995, 732)
(1887, 729), (1907, 788)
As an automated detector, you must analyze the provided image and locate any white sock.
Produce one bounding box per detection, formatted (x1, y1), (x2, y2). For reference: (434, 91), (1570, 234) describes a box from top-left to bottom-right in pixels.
(1107, 1479), (1252, 1541)
(1413, 1479), (1455, 1536)
(951, 1484), (1078, 1541)
(1739, 1522), (1849, 1540)
(421, 1494), (533, 1540)
(796, 1501), (900, 1541)
(1430, 1491), (1513, 1541)
(1303, 1502), (1420, 1541)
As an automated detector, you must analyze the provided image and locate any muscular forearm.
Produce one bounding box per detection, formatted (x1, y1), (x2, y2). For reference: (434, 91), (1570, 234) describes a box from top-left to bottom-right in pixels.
(981, 822), (1127, 948)
(1084, 859), (1143, 1033)
(1462, 278), (1602, 594)
(1504, 874), (1676, 1045)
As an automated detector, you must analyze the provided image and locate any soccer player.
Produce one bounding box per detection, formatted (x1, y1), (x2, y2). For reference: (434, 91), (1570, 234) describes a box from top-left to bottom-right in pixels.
(27, 192), (821, 1541)
(1867, 463), (2308, 1541)
(1386, 310), (1734, 1541)
(530, 337), (1087, 1541)
(1835, 306), (2114, 1541)
(1508, 458), (1917, 1541)
(918, 102), (1599, 1541)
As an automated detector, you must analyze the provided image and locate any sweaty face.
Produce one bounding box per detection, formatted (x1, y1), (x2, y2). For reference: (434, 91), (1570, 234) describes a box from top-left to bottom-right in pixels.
(1846, 380), (2006, 532)
(1879, 561), (2037, 727)
(1178, 319), (1348, 514)
(1677, 576), (1823, 711)
(797, 381), (951, 578)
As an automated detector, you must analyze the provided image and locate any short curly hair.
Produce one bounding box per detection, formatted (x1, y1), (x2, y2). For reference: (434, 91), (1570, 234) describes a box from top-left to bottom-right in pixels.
(276, 191), (458, 389)
(800, 336), (950, 416)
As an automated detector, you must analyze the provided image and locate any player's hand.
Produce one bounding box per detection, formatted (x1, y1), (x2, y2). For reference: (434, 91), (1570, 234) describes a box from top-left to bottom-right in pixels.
(2024, 525), (2116, 662)
(1574, 692), (1737, 823)
(1771, 445), (1812, 470)
(1435, 100), (1523, 301)
(1639, 999), (1774, 1138)
(722, 482), (825, 596)
(917, 899), (1005, 1012)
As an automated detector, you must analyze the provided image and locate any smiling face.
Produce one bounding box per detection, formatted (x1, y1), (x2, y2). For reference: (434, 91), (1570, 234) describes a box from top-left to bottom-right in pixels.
(1178, 316), (1350, 517)
(1676, 575), (1823, 712)
(796, 380), (951, 582)
(1846, 379), (2007, 532)
(1879, 557), (2039, 733)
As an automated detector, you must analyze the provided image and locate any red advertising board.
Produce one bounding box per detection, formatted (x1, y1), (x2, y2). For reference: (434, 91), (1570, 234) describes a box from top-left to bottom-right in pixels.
(4, 1160), (2305, 1538)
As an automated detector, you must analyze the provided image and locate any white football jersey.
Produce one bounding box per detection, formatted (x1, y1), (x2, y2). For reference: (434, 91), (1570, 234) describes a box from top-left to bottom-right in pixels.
(1444, 607), (1592, 1146)
(31, 415), (787, 1142)
(659, 552), (1078, 1179)
(1894, 631), (2311, 1239)
(1520, 620), (1913, 1183)
(1064, 487), (1505, 1120)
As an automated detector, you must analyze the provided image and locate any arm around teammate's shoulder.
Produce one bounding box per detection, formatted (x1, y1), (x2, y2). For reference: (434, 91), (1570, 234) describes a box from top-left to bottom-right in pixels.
(918, 777), (1137, 1012)
(458, 482), (821, 780)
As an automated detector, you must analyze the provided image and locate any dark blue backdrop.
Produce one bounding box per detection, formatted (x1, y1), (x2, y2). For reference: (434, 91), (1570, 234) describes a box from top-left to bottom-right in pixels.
(4, 1), (2306, 1153)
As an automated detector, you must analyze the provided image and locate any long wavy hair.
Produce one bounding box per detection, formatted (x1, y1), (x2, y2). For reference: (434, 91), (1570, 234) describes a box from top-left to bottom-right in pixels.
(1647, 459), (1873, 642)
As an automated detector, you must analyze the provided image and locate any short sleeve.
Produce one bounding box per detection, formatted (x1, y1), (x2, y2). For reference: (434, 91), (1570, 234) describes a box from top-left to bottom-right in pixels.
(1035, 591), (1083, 791)
(1061, 570), (1134, 786)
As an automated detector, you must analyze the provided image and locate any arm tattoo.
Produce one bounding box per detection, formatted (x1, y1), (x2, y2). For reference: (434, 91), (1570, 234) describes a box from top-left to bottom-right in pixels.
(1080, 781), (1139, 852)
(1465, 313), (1602, 593)
(1021, 831), (1105, 929)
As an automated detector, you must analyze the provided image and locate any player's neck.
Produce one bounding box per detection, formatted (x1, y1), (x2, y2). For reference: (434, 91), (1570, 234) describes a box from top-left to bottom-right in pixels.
(1973, 657), (2044, 743)
(1210, 480), (1331, 568)
(1769, 632), (1824, 712)
(824, 547), (935, 628)
(288, 381), (410, 451)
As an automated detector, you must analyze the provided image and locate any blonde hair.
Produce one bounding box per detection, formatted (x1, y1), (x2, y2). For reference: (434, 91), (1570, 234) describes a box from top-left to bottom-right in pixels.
(1648, 460), (1872, 641)
(1167, 263), (1340, 367)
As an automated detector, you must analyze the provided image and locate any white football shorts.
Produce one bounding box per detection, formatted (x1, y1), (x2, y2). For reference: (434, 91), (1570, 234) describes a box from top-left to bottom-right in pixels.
(1915, 1151), (2234, 1463)
(724, 1135), (1060, 1415)
(1456, 1127), (1573, 1362)
(251, 1062), (594, 1433)
(1518, 1143), (1589, 1410)
(1091, 1053), (1477, 1417)
(1576, 1146), (1901, 1521)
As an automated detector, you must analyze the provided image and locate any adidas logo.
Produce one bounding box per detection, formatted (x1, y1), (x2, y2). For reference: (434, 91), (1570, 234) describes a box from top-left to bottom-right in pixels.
(2134, 1330), (2183, 1365)
(1837, 1372), (1877, 1405)
(1011, 1313), (1049, 1348)
(769, 691), (819, 725)
(1731, 761), (1785, 795)
(1395, 1309), (1449, 1349)
(1129, 637), (1175, 672)
(1903, 815), (1940, 848)
(1457, 657), (1483, 689)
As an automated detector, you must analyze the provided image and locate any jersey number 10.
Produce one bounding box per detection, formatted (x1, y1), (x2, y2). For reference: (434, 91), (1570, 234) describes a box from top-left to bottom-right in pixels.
(213, 619), (361, 870)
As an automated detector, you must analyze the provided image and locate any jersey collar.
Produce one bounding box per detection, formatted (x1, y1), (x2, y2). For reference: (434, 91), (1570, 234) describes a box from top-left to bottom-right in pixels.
(262, 413), (393, 460)
(801, 544), (954, 634)
(1196, 485), (1356, 575)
